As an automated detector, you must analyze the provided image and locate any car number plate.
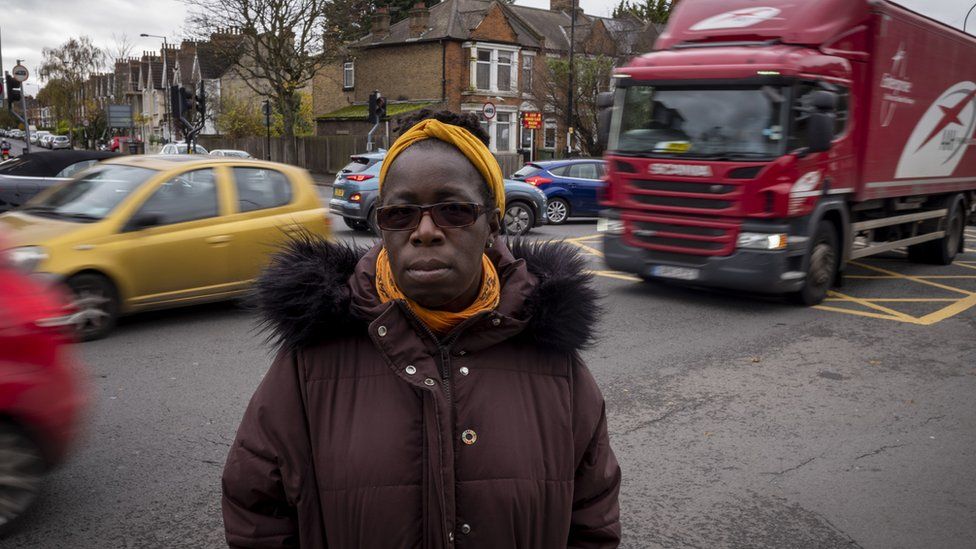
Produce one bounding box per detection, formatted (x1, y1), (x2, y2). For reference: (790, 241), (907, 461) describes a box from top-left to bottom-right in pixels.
(333, 188), (345, 198)
(651, 265), (700, 281)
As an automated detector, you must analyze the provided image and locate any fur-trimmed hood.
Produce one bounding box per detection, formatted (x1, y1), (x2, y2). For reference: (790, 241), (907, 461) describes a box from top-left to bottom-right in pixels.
(252, 237), (600, 354)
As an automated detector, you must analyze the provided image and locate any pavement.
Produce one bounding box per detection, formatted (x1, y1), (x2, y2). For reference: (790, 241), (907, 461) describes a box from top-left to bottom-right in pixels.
(3, 184), (975, 548)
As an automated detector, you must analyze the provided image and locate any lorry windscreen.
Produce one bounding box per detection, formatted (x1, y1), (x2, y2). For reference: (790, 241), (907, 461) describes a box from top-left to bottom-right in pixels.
(609, 85), (787, 160)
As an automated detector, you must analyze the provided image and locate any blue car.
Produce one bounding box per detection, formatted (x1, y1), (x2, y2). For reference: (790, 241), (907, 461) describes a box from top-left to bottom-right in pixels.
(511, 159), (607, 224)
(329, 152), (547, 235)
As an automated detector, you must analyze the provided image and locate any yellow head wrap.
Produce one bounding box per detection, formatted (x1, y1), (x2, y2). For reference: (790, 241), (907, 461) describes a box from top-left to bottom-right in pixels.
(379, 118), (505, 212)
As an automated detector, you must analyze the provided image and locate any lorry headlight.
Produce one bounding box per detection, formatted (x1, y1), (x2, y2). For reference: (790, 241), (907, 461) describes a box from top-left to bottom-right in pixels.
(597, 218), (625, 235)
(737, 232), (787, 250)
(5, 246), (49, 272)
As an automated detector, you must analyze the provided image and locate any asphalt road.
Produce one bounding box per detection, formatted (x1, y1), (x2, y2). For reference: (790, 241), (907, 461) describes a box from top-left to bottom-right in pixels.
(5, 193), (975, 548)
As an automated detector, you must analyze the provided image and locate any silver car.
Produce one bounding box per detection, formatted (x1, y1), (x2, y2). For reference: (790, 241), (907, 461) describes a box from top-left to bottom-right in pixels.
(51, 135), (71, 150)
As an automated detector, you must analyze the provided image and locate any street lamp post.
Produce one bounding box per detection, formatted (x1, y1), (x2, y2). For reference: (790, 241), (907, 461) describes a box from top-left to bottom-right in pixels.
(966, 3), (976, 33)
(140, 33), (172, 143)
(566, 0), (577, 158)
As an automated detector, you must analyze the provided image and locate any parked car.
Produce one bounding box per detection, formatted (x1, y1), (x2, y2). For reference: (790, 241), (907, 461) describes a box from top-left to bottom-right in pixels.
(40, 135), (55, 149)
(50, 136), (71, 150)
(329, 152), (547, 236)
(0, 239), (87, 531)
(0, 156), (331, 340)
(30, 131), (50, 145)
(210, 149), (253, 159)
(0, 151), (121, 212)
(511, 159), (607, 224)
(160, 143), (209, 155)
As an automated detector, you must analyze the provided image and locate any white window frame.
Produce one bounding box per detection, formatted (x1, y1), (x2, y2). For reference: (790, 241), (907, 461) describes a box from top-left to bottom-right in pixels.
(462, 104), (518, 153)
(467, 42), (519, 94)
(521, 52), (534, 94)
(343, 61), (355, 90)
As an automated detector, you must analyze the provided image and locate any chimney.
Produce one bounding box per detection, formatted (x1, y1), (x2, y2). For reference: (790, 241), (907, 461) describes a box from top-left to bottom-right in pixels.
(549, 0), (573, 13)
(409, 2), (430, 37)
(371, 7), (391, 39)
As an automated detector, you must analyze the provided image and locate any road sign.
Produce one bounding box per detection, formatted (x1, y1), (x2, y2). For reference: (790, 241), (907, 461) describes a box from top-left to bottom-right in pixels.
(107, 104), (134, 128)
(521, 112), (542, 129)
(11, 65), (29, 83)
(482, 101), (496, 120)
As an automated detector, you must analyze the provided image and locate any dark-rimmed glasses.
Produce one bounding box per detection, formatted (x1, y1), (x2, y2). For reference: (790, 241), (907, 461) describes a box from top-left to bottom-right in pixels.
(375, 202), (485, 231)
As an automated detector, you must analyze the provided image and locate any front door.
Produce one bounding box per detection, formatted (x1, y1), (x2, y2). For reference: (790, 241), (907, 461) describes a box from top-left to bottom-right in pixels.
(119, 167), (233, 307)
(565, 162), (603, 215)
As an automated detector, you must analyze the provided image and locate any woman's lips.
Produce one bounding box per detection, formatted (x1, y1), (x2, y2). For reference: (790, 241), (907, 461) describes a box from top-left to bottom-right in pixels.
(405, 266), (452, 283)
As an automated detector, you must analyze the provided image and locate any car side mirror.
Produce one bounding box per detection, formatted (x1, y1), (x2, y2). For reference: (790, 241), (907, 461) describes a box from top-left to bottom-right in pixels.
(128, 212), (162, 231)
(807, 112), (835, 154)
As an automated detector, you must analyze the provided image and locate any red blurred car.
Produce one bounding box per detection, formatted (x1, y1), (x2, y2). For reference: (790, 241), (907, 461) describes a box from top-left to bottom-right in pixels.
(0, 243), (86, 532)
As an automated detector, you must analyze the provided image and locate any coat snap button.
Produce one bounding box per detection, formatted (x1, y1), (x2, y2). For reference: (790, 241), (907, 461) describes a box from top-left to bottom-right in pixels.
(460, 523), (472, 535)
(424, 378), (436, 386)
(461, 429), (477, 445)
(459, 366), (469, 376)
(491, 317), (501, 326)
(405, 365), (417, 375)
(377, 326), (388, 337)
(457, 350), (467, 356)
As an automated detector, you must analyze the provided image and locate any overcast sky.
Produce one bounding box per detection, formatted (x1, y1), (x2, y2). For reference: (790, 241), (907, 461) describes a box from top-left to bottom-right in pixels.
(2, 0), (969, 93)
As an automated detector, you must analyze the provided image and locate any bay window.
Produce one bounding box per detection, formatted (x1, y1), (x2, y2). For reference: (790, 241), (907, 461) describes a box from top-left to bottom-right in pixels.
(470, 44), (519, 93)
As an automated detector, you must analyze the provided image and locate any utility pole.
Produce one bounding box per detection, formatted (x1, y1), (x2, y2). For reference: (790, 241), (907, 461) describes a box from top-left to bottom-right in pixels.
(0, 27), (6, 105)
(566, 0), (577, 158)
(262, 99), (271, 161)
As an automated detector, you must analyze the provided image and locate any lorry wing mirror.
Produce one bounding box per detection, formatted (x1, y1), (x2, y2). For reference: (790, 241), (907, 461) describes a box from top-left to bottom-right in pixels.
(596, 92), (614, 150)
(810, 90), (838, 111)
(807, 112), (835, 153)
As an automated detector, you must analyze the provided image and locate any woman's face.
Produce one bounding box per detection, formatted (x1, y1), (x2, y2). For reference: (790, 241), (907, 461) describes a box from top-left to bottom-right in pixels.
(380, 142), (500, 312)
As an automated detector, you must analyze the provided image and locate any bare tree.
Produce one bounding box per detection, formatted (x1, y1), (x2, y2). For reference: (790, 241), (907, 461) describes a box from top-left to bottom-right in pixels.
(532, 53), (616, 157)
(39, 36), (105, 144)
(109, 33), (135, 62)
(183, 0), (331, 162)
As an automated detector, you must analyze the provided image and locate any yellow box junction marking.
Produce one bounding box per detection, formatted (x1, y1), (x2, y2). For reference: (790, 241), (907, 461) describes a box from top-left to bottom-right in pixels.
(565, 232), (976, 326)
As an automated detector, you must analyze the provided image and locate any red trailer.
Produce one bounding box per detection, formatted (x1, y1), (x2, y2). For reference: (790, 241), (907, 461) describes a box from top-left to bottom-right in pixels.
(599, 0), (976, 304)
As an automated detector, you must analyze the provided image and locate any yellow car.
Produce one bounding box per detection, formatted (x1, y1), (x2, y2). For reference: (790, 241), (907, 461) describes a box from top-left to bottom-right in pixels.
(0, 155), (331, 340)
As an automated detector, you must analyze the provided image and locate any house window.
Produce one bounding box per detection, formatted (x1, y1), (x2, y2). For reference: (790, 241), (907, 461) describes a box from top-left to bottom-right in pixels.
(471, 45), (518, 93)
(521, 54), (534, 93)
(464, 107), (517, 153)
(343, 62), (355, 89)
(543, 119), (557, 149)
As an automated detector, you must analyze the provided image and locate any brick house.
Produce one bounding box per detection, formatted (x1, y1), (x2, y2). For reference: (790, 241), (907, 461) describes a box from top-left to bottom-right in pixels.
(314, 0), (657, 159)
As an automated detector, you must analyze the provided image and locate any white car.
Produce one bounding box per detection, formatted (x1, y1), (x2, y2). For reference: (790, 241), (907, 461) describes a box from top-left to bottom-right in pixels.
(40, 135), (56, 148)
(160, 143), (209, 155)
(210, 149), (253, 158)
(31, 131), (50, 144)
(50, 135), (71, 150)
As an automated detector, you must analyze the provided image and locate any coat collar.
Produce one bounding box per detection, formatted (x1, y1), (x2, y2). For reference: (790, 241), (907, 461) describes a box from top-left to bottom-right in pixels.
(252, 236), (600, 355)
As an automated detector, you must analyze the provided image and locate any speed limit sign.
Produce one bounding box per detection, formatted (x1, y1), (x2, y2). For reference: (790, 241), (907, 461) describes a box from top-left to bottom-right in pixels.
(482, 101), (496, 120)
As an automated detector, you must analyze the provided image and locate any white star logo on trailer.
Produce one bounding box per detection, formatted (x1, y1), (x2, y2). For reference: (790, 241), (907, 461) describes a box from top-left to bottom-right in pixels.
(690, 7), (782, 31)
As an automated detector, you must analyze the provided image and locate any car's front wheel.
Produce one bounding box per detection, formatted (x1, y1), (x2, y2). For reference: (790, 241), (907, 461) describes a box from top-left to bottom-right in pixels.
(546, 198), (570, 225)
(67, 273), (119, 341)
(0, 422), (45, 535)
(504, 201), (535, 236)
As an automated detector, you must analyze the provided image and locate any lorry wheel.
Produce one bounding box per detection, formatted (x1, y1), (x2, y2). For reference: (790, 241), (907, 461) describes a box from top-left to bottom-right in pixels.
(791, 222), (838, 306)
(67, 273), (119, 341)
(0, 422), (45, 535)
(907, 196), (965, 265)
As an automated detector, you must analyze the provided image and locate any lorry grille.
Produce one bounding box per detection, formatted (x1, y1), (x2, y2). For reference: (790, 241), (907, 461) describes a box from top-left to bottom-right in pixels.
(623, 213), (739, 257)
(625, 178), (741, 215)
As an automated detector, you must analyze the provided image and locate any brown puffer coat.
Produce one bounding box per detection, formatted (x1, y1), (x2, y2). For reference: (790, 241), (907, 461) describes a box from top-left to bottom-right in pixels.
(221, 238), (620, 548)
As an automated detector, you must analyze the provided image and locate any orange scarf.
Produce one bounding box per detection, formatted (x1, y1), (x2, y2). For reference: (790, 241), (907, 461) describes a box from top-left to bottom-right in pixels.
(375, 247), (500, 334)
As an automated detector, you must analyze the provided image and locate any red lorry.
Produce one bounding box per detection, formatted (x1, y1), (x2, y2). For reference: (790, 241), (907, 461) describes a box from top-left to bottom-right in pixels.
(598, 0), (976, 304)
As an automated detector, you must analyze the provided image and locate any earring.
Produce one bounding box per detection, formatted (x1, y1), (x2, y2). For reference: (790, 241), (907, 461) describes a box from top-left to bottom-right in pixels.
(486, 240), (494, 249)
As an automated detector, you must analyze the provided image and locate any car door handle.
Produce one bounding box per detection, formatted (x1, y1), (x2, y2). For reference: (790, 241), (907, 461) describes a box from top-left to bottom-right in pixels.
(205, 235), (234, 245)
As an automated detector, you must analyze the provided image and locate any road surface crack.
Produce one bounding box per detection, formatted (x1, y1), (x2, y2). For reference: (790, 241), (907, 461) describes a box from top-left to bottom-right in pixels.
(854, 443), (907, 461)
(760, 455), (818, 476)
(622, 401), (699, 435)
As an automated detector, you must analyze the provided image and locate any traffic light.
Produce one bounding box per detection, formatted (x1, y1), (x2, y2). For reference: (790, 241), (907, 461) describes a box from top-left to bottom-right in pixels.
(5, 74), (21, 110)
(181, 87), (196, 116)
(367, 90), (379, 123)
(375, 96), (387, 122)
(170, 85), (183, 122)
(195, 83), (206, 118)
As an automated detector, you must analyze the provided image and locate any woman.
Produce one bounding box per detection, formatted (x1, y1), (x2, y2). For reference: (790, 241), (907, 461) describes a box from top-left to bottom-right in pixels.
(222, 111), (620, 548)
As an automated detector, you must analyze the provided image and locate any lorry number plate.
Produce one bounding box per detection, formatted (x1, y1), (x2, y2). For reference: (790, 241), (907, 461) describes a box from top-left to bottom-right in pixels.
(651, 265), (700, 281)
